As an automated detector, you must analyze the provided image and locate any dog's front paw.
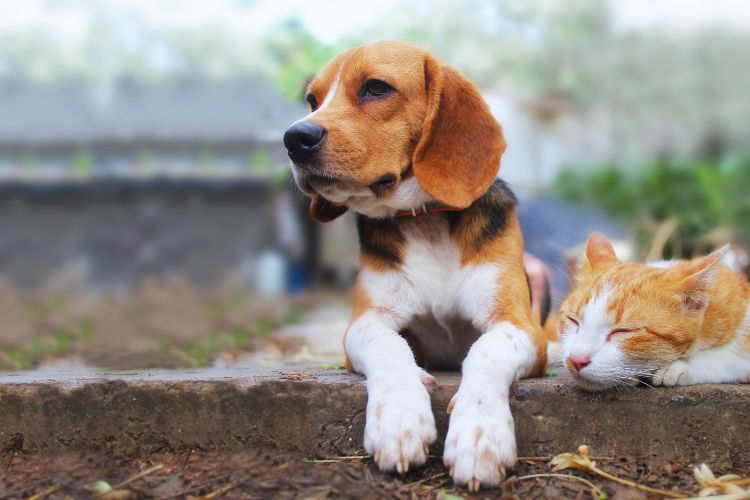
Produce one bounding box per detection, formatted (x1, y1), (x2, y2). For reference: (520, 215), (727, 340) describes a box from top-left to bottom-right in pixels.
(364, 377), (436, 474)
(443, 392), (516, 491)
(653, 360), (692, 386)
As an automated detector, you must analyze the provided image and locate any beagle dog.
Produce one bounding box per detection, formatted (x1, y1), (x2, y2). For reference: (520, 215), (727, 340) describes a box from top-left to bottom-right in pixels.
(283, 41), (550, 491)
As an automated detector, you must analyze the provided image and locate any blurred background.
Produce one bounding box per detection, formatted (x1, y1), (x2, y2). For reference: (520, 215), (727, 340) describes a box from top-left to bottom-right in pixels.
(0, 0), (748, 370)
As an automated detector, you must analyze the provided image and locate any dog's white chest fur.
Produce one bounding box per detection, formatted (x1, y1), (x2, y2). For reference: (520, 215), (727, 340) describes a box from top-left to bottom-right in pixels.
(358, 219), (500, 369)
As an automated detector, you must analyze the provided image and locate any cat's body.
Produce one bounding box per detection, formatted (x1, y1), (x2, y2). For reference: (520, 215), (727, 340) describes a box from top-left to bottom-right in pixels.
(559, 233), (750, 390)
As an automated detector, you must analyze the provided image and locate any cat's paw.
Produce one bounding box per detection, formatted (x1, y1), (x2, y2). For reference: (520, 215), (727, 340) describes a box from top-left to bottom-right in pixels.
(443, 392), (516, 491)
(364, 376), (436, 474)
(653, 360), (692, 386)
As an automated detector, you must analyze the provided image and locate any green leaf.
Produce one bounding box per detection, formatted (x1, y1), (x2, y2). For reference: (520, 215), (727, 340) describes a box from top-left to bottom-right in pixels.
(438, 492), (466, 500)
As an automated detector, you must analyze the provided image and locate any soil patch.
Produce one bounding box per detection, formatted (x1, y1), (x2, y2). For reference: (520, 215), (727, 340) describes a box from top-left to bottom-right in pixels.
(2, 448), (742, 499)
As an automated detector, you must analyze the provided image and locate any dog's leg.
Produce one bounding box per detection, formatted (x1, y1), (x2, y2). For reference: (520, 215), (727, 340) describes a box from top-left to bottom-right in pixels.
(443, 321), (537, 491)
(346, 311), (437, 474)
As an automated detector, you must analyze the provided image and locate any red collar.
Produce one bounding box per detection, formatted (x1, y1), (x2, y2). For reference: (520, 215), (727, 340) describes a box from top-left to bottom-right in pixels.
(396, 205), (463, 217)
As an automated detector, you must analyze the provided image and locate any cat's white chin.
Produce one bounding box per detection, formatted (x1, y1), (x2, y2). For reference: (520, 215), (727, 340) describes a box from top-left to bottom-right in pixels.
(569, 371), (621, 392)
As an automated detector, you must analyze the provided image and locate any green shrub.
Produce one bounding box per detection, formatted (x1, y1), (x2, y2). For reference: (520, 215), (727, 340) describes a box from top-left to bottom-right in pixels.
(551, 157), (750, 258)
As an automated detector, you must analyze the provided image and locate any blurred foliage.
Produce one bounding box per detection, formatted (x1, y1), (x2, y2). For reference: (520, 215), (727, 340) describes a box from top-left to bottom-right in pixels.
(136, 150), (155, 172)
(249, 149), (271, 171)
(359, 0), (750, 159)
(71, 149), (93, 177)
(255, 0), (750, 159)
(198, 149), (215, 169)
(262, 17), (351, 100)
(21, 153), (37, 171)
(2, 0), (748, 159)
(552, 157), (750, 258)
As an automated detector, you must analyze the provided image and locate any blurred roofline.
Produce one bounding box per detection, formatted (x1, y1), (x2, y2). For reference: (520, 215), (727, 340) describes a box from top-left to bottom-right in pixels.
(0, 75), (305, 145)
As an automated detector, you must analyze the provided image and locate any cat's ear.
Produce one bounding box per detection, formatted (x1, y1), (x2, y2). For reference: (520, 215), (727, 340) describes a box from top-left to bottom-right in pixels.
(582, 232), (619, 271)
(674, 244), (729, 313)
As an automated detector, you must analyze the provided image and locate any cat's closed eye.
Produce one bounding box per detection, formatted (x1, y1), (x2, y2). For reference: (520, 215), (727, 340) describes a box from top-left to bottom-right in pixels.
(565, 316), (579, 326)
(606, 327), (635, 342)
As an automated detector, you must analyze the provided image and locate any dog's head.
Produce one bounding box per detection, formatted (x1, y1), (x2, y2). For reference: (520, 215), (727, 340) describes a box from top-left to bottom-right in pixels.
(283, 40), (506, 222)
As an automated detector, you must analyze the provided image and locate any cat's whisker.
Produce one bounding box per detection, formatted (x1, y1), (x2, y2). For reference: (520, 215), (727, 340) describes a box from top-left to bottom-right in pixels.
(620, 376), (653, 388)
(618, 383), (636, 394)
(616, 369), (658, 388)
(612, 380), (627, 392)
(619, 368), (658, 378)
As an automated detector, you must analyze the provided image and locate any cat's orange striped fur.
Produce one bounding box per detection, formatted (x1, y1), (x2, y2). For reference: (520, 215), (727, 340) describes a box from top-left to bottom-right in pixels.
(559, 232), (750, 390)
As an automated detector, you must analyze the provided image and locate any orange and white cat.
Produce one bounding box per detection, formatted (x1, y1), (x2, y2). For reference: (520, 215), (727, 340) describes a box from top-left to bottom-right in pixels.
(559, 233), (750, 390)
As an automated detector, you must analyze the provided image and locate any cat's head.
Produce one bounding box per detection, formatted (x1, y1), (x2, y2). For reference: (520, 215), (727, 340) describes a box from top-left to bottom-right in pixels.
(559, 233), (728, 391)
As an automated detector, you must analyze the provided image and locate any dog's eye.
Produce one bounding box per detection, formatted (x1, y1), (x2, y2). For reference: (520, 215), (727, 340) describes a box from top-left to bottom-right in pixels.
(373, 174), (397, 188)
(305, 93), (318, 111)
(361, 79), (394, 99)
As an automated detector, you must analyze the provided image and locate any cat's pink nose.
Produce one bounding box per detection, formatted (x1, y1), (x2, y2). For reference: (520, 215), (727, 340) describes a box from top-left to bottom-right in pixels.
(567, 355), (591, 372)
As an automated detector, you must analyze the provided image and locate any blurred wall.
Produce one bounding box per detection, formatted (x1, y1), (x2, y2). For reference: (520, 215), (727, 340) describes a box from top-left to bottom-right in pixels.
(0, 179), (276, 290)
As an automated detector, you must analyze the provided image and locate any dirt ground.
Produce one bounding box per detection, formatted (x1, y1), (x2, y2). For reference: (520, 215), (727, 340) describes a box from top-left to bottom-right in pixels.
(0, 278), (348, 371)
(2, 447), (744, 499)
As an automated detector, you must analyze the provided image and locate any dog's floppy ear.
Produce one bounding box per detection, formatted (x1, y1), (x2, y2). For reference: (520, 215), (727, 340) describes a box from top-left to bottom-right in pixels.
(413, 55), (506, 208)
(309, 195), (348, 223)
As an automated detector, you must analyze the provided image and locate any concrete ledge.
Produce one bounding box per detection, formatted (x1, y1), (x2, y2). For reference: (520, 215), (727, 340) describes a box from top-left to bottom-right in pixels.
(1, 367), (749, 465)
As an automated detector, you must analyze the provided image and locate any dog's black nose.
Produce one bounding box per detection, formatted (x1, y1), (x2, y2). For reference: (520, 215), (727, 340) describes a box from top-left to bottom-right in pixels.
(284, 122), (326, 163)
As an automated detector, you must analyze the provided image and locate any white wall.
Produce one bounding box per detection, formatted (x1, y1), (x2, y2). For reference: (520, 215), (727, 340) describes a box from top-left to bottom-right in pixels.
(485, 92), (617, 194)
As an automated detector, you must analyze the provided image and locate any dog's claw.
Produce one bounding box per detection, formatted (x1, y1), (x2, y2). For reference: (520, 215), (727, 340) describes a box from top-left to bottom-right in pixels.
(396, 459), (409, 474)
(423, 444), (429, 457)
(469, 478), (481, 492)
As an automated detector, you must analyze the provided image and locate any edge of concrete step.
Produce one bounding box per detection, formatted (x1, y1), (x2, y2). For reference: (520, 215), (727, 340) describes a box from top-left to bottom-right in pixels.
(0, 366), (748, 466)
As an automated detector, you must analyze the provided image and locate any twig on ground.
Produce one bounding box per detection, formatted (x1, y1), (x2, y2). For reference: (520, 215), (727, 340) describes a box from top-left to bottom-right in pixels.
(551, 445), (686, 498)
(682, 493), (750, 500)
(304, 455), (370, 463)
(26, 483), (66, 500)
(516, 473), (607, 499)
(425, 477), (451, 492)
(407, 472), (448, 486)
(194, 480), (243, 499)
(518, 455), (613, 463)
(157, 477), (229, 500)
(109, 464), (165, 491)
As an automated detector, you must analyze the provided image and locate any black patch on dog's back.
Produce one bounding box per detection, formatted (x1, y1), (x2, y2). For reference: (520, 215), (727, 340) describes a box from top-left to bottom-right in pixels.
(356, 215), (405, 266)
(447, 179), (517, 250)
